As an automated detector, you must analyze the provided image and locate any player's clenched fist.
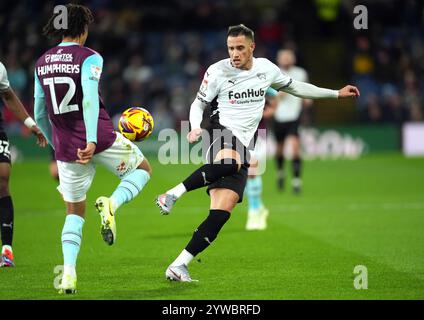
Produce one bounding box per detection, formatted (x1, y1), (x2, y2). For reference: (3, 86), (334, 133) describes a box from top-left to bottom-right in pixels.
(338, 85), (360, 98)
(187, 128), (203, 143)
(76, 142), (97, 164)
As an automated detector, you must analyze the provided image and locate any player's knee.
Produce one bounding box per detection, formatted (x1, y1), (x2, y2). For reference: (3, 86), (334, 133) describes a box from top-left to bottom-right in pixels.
(143, 166), (152, 177)
(210, 189), (239, 212)
(137, 159), (152, 177)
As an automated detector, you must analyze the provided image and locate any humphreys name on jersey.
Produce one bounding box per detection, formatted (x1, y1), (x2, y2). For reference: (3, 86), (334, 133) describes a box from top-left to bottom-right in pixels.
(37, 64), (80, 76)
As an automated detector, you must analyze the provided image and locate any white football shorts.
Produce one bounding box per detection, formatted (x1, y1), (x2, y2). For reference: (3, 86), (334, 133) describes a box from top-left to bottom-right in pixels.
(57, 132), (144, 203)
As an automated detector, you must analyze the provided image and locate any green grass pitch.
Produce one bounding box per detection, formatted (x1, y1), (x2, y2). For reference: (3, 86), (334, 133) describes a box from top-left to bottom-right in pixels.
(0, 153), (423, 299)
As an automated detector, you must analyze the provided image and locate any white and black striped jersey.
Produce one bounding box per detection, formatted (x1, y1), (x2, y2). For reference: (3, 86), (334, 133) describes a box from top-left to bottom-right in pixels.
(197, 57), (292, 147)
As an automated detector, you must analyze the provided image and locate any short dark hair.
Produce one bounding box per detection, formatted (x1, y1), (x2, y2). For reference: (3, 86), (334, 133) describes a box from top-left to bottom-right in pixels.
(43, 4), (94, 39)
(227, 24), (255, 42)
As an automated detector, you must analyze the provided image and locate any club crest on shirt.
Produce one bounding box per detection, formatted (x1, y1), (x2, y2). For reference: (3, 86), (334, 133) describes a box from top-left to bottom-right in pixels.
(257, 73), (266, 80)
(200, 79), (208, 94)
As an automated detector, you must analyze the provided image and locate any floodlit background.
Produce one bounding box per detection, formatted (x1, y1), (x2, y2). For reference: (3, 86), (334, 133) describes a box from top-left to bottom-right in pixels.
(2, 0), (424, 159)
(0, 0), (423, 299)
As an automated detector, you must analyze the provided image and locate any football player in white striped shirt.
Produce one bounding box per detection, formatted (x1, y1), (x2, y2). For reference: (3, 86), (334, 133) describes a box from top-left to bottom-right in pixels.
(156, 24), (360, 282)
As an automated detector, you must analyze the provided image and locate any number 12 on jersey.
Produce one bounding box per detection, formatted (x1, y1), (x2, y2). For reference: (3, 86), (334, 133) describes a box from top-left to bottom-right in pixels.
(43, 76), (79, 115)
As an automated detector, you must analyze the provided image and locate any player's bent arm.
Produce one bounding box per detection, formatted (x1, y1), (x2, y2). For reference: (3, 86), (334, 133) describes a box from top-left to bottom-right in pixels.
(1, 62), (36, 127)
(1, 72), (39, 133)
(190, 64), (219, 130)
(34, 96), (53, 146)
(189, 98), (208, 130)
(81, 54), (103, 145)
(33, 71), (53, 146)
(1, 88), (33, 122)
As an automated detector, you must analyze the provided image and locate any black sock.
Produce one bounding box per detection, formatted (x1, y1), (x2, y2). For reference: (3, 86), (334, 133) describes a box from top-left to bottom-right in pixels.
(276, 155), (284, 171)
(185, 210), (230, 256)
(293, 157), (302, 178)
(182, 159), (238, 192)
(0, 196), (14, 247)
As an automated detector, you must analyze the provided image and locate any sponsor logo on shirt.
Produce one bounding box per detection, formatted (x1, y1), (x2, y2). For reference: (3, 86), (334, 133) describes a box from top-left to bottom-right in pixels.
(228, 88), (265, 100)
(116, 161), (126, 173)
(45, 53), (73, 63)
(90, 64), (102, 81)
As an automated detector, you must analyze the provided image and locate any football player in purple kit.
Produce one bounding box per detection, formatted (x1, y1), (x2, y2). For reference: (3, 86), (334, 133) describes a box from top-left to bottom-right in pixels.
(34, 4), (152, 294)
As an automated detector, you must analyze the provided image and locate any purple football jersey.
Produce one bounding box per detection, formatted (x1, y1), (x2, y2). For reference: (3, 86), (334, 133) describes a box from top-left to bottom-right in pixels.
(35, 44), (116, 162)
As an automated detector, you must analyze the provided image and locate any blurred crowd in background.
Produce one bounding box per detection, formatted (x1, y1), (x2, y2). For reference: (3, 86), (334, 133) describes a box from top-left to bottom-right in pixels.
(0, 0), (423, 136)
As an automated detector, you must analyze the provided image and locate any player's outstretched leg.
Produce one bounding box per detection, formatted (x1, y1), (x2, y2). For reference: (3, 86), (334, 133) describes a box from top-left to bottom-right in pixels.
(59, 214), (84, 294)
(156, 159), (239, 215)
(96, 167), (151, 245)
(166, 209), (230, 282)
(245, 176), (268, 230)
(166, 188), (237, 282)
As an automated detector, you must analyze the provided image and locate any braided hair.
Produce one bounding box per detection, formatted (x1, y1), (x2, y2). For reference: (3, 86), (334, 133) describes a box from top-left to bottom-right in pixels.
(43, 3), (93, 39)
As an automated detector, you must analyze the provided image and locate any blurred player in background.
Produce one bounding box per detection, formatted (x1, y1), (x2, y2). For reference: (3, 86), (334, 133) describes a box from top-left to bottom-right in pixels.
(245, 88), (278, 231)
(34, 4), (151, 294)
(156, 24), (359, 282)
(273, 49), (312, 194)
(0, 61), (47, 267)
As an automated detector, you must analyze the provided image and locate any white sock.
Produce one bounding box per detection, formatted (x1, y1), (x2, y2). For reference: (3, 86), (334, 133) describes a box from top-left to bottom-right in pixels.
(2, 245), (12, 254)
(64, 264), (76, 278)
(171, 249), (194, 267)
(167, 183), (187, 199)
(292, 178), (302, 188)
